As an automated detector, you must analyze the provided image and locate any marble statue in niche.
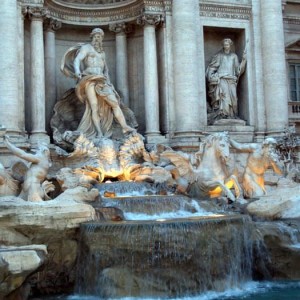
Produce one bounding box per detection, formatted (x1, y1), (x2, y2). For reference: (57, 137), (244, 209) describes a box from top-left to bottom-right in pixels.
(206, 38), (246, 124)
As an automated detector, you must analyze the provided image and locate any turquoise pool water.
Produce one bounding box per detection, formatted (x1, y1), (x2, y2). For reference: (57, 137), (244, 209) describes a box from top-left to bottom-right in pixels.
(41, 281), (300, 300)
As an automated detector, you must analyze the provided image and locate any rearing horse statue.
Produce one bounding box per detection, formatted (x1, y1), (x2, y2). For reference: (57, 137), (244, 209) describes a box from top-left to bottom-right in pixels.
(161, 132), (242, 200)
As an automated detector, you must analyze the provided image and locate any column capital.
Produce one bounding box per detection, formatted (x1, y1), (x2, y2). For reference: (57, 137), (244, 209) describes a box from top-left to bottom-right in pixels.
(44, 18), (62, 32)
(137, 14), (164, 27)
(19, 5), (28, 19)
(27, 6), (48, 20)
(109, 22), (133, 34)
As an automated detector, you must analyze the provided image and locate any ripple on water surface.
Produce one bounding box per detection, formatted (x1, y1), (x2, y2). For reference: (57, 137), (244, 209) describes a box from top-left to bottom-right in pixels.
(45, 281), (300, 300)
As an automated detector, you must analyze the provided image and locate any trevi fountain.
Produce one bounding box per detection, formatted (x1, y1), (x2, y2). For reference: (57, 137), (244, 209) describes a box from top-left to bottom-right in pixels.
(1, 0), (300, 299)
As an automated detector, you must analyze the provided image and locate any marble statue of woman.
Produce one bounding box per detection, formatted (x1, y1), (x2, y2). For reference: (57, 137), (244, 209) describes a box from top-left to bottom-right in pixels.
(206, 38), (246, 123)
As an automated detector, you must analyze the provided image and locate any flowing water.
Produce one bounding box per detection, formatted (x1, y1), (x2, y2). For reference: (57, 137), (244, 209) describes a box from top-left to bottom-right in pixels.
(41, 280), (300, 299)
(44, 182), (300, 300)
(75, 216), (253, 299)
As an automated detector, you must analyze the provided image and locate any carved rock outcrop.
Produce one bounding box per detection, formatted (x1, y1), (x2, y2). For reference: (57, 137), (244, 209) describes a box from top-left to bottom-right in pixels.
(246, 180), (300, 219)
(0, 195), (96, 297)
(0, 245), (47, 299)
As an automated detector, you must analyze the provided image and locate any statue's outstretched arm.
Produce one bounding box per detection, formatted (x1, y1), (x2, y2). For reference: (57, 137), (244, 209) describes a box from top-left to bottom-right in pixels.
(4, 136), (40, 164)
(230, 138), (254, 152)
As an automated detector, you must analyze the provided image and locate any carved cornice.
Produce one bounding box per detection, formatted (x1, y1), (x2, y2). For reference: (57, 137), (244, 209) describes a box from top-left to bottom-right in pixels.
(19, 0), (44, 5)
(143, 0), (165, 14)
(56, 0), (128, 4)
(284, 16), (300, 25)
(109, 22), (133, 34)
(137, 13), (164, 26)
(45, 0), (144, 25)
(40, 0), (169, 25)
(200, 3), (252, 20)
(28, 6), (49, 19)
(44, 17), (62, 31)
(22, 0), (253, 25)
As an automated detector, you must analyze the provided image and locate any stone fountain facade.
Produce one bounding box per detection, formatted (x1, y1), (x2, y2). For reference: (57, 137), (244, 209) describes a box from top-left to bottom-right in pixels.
(1, 0), (300, 299)
(1, 0), (299, 152)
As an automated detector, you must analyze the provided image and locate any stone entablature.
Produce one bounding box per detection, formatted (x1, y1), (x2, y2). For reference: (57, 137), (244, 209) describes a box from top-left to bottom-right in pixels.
(56, 0), (128, 5)
(284, 16), (300, 25)
(200, 2), (251, 20)
(19, 0), (44, 6)
(44, 0), (145, 24)
(19, 0), (253, 26)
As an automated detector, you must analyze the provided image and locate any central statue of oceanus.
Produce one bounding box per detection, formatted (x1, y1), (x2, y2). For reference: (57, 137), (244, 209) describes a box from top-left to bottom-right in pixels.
(60, 28), (135, 140)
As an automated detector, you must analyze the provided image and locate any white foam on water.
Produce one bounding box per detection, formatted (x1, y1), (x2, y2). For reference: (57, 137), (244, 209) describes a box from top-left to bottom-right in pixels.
(289, 243), (300, 249)
(124, 210), (216, 221)
(100, 188), (156, 197)
(124, 199), (216, 220)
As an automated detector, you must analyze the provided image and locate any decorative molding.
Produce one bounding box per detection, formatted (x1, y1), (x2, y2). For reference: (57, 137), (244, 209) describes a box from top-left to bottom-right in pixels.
(137, 13), (164, 26)
(57, 0), (128, 4)
(143, 0), (165, 14)
(21, 6), (29, 18)
(285, 39), (300, 52)
(109, 22), (133, 34)
(45, 0), (144, 24)
(44, 17), (62, 31)
(19, 0), (44, 5)
(284, 16), (300, 25)
(28, 6), (49, 19)
(200, 3), (252, 20)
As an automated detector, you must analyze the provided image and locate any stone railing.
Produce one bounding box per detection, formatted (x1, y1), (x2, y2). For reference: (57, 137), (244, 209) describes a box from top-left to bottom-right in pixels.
(288, 101), (300, 120)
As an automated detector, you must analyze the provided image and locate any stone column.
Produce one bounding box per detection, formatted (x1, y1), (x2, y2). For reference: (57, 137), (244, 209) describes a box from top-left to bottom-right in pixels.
(28, 7), (49, 144)
(172, 0), (202, 136)
(137, 14), (162, 137)
(17, 4), (27, 134)
(252, 0), (266, 140)
(109, 22), (130, 107)
(0, 0), (22, 136)
(44, 18), (61, 133)
(261, 0), (288, 134)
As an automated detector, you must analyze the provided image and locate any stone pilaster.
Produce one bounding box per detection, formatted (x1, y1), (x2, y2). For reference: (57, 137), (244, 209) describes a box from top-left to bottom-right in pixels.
(172, 0), (202, 136)
(109, 22), (131, 107)
(44, 18), (61, 134)
(28, 6), (50, 144)
(261, 0), (288, 135)
(0, 0), (22, 136)
(137, 14), (163, 137)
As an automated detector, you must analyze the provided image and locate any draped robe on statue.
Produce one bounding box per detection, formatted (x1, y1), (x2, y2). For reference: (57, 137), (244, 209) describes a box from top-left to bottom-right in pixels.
(61, 44), (120, 138)
(206, 51), (245, 119)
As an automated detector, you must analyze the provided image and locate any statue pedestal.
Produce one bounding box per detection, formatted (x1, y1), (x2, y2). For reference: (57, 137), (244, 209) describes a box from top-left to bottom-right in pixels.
(169, 131), (204, 152)
(206, 123), (255, 143)
(145, 134), (168, 145)
(213, 119), (246, 126)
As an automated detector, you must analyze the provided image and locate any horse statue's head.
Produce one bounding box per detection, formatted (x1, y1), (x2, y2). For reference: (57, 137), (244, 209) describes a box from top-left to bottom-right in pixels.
(199, 132), (230, 162)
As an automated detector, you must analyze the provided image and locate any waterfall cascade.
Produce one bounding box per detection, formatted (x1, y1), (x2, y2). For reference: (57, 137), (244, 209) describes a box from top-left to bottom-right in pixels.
(75, 182), (254, 299)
